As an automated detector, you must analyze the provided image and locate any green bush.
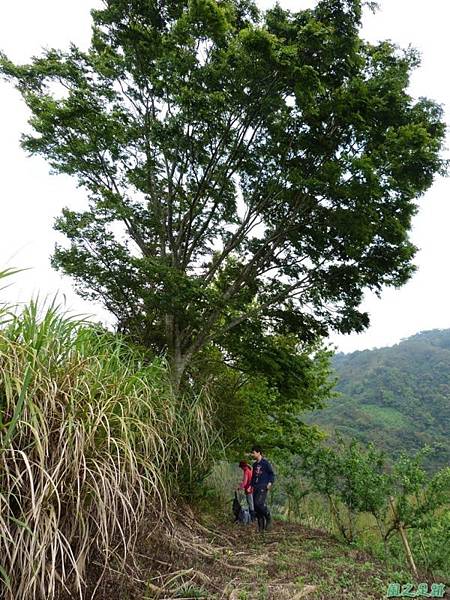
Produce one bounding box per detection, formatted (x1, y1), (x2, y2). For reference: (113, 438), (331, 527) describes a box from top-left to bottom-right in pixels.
(272, 437), (450, 577)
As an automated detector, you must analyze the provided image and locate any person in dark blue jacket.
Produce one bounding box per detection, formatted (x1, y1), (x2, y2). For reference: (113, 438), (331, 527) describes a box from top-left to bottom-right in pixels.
(250, 445), (275, 532)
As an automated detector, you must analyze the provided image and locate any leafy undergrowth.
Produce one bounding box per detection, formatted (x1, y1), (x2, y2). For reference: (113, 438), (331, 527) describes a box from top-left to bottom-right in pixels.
(70, 509), (418, 600)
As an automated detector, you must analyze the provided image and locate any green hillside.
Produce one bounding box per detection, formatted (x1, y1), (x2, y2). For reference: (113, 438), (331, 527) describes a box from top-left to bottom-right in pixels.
(306, 329), (450, 471)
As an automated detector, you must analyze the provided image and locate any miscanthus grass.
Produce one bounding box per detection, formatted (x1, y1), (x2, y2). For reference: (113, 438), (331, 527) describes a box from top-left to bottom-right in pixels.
(0, 277), (217, 599)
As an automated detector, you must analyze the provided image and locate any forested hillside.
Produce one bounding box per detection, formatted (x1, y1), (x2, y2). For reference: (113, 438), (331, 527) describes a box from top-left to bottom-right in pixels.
(307, 330), (450, 471)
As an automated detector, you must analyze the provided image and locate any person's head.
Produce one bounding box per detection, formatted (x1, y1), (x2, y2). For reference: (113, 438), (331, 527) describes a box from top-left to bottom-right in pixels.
(250, 445), (263, 461)
(238, 460), (248, 470)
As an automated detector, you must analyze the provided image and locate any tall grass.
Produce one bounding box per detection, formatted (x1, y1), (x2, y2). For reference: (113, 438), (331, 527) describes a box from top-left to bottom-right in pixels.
(0, 283), (218, 599)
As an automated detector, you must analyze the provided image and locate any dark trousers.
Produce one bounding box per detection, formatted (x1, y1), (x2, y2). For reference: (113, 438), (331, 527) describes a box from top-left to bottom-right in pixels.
(253, 486), (271, 529)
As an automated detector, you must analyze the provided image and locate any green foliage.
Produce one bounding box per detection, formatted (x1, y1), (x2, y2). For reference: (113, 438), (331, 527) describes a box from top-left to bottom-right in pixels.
(174, 583), (209, 598)
(187, 334), (333, 455)
(306, 329), (450, 471)
(272, 437), (450, 577)
(336, 440), (389, 517)
(408, 511), (450, 578)
(299, 438), (390, 541)
(390, 449), (450, 533)
(1, 0), (446, 391)
(268, 449), (312, 520)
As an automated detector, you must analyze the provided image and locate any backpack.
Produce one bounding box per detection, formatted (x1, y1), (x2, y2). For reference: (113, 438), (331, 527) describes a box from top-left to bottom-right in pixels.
(239, 506), (251, 524)
(232, 492), (251, 525)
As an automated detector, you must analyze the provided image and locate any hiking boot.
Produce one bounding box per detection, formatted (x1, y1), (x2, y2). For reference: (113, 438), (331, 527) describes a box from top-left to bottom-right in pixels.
(257, 517), (265, 532)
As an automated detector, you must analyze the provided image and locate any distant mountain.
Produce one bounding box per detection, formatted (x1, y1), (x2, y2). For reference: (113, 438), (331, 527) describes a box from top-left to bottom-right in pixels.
(306, 329), (450, 471)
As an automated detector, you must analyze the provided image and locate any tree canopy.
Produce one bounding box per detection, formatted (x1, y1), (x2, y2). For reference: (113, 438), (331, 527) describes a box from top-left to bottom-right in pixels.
(189, 331), (334, 454)
(1, 0), (446, 389)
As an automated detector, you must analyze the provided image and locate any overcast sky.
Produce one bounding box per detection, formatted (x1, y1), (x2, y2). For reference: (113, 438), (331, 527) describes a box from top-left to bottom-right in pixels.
(1, 0), (449, 353)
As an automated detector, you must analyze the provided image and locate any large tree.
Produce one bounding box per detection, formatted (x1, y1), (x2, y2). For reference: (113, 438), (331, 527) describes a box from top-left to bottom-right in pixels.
(1, 0), (445, 390)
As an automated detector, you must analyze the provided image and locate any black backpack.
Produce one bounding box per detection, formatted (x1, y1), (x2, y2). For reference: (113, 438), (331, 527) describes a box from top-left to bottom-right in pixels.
(232, 492), (251, 524)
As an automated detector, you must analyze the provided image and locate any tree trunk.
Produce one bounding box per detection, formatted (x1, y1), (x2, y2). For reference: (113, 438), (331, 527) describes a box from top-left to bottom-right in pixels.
(170, 352), (188, 395)
(165, 314), (182, 394)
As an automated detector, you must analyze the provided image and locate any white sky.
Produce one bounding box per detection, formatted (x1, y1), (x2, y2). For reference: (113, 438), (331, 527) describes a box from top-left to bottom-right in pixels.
(1, 0), (449, 353)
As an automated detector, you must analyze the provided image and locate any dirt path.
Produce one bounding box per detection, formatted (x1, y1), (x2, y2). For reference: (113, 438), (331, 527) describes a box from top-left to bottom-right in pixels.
(195, 519), (394, 600)
(77, 516), (408, 600)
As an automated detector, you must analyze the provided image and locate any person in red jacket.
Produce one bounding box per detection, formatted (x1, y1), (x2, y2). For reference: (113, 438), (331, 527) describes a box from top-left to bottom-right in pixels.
(237, 460), (256, 521)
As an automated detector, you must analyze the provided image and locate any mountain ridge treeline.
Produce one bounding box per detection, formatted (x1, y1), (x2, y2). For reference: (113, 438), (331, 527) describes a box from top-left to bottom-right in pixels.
(306, 328), (450, 471)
